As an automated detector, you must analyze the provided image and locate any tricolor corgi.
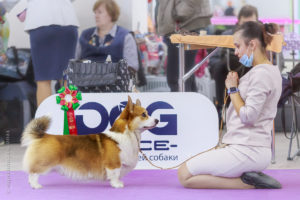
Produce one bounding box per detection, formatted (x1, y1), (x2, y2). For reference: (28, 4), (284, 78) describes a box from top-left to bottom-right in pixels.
(21, 96), (159, 189)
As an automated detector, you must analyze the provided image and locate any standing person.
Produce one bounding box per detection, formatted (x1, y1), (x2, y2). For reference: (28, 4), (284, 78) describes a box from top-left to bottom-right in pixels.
(224, 1), (235, 16)
(177, 21), (282, 189)
(25, 0), (79, 106)
(156, 0), (212, 92)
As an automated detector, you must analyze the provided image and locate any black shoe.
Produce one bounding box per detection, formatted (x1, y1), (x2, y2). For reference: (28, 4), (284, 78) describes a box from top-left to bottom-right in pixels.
(241, 172), (282, 189)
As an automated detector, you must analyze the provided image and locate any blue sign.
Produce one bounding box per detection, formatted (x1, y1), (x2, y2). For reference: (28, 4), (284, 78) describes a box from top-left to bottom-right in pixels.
(75, 101), (177, 136)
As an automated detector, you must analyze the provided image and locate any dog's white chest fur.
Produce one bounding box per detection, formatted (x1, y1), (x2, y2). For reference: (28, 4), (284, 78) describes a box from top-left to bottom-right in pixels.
(104, 128), (140, 175)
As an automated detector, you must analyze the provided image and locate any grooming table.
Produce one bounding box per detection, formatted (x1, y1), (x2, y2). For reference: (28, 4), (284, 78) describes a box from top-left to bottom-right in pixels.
(170, 34), (285, 91)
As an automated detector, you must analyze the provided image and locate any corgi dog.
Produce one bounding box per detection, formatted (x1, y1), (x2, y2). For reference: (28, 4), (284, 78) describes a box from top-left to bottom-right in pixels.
(21, 96), (159, 189)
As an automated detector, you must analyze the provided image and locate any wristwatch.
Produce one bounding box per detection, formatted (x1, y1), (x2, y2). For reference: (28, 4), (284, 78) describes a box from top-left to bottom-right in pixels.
(227, 87), (239, 95)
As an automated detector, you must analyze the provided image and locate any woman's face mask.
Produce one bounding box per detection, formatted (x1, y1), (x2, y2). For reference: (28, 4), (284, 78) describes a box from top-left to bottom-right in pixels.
(239, 49), (253, 67)
(234, 32), (254, 67)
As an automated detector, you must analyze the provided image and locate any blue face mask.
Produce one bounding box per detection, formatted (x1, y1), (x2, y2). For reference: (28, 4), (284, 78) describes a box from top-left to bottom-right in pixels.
(239, 51), (253, 67)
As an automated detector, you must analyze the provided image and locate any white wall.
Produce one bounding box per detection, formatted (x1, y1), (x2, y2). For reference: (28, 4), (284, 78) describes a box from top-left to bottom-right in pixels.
(246, 0), (291, 18)
(212, 0), (292, 18)
(131, 0), (148, 33)
(115, 0), (132, 31)
(5, 0), (148, 48)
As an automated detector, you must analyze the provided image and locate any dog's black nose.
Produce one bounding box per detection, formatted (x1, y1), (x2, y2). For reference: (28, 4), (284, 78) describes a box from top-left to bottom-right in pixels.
(155, 119), (159, 124)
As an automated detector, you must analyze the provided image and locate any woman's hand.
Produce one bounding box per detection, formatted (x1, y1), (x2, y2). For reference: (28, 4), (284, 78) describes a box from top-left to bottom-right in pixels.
(225, 71), (239, 89)
(225, 71), (244, 116)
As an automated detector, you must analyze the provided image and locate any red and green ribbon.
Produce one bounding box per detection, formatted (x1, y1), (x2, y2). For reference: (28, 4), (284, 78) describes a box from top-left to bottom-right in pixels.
(56, 85), (82, 135)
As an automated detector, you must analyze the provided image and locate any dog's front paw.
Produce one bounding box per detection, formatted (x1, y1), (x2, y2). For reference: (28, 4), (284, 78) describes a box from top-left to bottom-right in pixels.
(110, 180), (124, 188)
(30, 182), (43, 189)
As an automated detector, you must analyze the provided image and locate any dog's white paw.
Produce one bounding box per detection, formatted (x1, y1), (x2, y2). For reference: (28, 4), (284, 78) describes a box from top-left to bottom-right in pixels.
(30, 182), (43, 189)
(28, 174), (42, 189)
(110, 180), (124, 188)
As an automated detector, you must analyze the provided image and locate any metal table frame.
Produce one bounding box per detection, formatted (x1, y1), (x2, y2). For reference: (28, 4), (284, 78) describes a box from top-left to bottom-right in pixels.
(178, 44), (220, 92)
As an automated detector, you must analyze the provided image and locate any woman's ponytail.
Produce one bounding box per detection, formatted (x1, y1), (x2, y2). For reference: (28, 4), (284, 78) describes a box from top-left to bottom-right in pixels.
(262, 23), (279, 46)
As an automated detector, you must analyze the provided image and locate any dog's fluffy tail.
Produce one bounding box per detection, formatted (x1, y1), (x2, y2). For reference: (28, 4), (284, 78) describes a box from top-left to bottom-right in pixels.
(21, 116), (51, 147)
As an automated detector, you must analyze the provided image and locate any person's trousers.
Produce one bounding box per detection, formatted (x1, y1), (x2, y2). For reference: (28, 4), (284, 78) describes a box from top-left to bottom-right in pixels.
(163, 36), (197, 92)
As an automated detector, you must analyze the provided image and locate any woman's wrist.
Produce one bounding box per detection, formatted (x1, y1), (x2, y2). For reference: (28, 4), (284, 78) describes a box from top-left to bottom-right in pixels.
(227, 87), (239, 95)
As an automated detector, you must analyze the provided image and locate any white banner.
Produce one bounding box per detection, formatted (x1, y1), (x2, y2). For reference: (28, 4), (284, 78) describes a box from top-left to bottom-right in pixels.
(36, 92), (219, 169)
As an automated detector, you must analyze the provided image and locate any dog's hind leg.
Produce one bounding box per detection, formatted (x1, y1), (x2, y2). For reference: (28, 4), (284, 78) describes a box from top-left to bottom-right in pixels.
(106, 168), (124, 188)
(24, 157), (53, 189)
(28, 173), (42, 189)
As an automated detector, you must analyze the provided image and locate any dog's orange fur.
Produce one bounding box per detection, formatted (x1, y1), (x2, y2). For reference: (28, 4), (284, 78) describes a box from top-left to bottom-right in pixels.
(24, 128), (122, 178)
(110, 99), (148, 133)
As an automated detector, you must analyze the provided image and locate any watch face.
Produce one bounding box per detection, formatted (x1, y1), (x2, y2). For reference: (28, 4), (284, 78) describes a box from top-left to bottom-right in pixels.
(230, 87), (238, 92)
(228, 87), (239, 94)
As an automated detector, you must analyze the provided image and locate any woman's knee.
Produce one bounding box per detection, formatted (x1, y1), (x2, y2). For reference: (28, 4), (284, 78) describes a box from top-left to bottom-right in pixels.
(177, 164), (193, 187)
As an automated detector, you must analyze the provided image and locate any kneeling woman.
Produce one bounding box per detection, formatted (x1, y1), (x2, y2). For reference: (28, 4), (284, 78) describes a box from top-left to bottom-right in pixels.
(178, 21), (282, 189)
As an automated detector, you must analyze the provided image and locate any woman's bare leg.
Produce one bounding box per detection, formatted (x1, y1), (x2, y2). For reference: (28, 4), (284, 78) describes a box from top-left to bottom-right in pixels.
(178, 163), (254, 189)
(36, 80), (52, 106)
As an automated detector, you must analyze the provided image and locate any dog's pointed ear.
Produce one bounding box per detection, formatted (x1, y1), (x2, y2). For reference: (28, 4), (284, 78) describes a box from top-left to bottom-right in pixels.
(127, 96), (133, 113)
(136, 99), (141, 106)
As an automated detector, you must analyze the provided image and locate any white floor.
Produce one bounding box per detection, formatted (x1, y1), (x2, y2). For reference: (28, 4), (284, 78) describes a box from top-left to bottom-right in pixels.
(0, 133), (300, 171)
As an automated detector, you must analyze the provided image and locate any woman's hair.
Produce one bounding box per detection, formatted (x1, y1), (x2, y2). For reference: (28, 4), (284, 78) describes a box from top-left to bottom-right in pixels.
(234, 21), (279, 49)
(93, 0), (120, 22)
